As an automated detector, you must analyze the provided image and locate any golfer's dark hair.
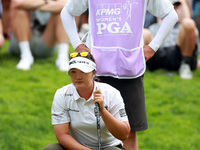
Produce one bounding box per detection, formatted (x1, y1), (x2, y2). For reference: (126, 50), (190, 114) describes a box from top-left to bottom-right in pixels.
(87, 52), (96, 63)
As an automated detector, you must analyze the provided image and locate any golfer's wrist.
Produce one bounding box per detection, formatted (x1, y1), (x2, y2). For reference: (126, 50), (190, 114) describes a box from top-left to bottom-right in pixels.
(100, 107), (107, 116)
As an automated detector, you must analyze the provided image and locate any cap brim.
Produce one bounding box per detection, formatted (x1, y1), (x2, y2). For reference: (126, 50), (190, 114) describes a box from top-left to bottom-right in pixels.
(68, 57), (96, 73)
(69, 65), (94, 73)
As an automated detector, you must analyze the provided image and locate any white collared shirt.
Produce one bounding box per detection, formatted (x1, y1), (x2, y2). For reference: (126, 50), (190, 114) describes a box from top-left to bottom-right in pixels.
(51, 81), (128, 149)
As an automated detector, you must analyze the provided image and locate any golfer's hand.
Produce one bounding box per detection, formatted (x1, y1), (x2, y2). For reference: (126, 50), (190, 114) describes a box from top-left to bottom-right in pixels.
(93, 90), (104, 112)
(143, 45), (155, 62)
(75, 44), (91, 52)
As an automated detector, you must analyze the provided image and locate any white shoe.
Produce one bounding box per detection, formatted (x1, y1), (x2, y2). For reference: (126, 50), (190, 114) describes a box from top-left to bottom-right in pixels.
(178, 62), (193, 79)
(16, 56), (34, 71)
(56, 56), (69, 72)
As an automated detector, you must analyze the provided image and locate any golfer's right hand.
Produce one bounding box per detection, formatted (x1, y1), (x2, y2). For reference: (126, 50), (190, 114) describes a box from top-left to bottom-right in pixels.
(93, 90), (104, 112)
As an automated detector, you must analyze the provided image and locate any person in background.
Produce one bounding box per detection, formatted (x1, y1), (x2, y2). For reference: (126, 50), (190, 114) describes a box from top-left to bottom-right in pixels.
(0, 0), (5, 49)
(2, 0), (11, 40)
(144, 11), (156, 29)
(185, 0), (193, 16)
(9, 0), (69, 71)
(192, 0), (200, 38)
(60, 0), (178, 149)
(77, 10), (89, 39)
(146, 0), (199, 79)
(43, 51), (130, 150)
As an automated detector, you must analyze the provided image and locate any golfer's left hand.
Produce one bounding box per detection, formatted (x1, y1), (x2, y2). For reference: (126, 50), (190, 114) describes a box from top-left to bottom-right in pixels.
(93, 90), (104, 112)
(143, 45), (155, 62)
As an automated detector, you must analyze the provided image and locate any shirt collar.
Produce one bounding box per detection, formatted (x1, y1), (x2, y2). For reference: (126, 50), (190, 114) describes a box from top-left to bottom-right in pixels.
(72, 81), (97, 101)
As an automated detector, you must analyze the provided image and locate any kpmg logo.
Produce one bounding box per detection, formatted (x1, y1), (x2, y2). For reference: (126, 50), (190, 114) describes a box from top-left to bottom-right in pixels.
(96, 8), (121, 16)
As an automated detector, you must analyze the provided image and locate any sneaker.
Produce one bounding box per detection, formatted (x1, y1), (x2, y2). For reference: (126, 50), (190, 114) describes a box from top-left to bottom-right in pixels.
(16, 56), (34, 71)
(56, 56), (69, 72)
(178, 62), (193, 79)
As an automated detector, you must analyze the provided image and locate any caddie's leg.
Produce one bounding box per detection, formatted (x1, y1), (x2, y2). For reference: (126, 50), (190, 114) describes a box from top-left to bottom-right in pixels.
(123, 132), (138, 150)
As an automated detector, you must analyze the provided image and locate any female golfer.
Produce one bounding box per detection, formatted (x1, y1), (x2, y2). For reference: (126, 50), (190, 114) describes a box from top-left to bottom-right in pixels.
(43, 52), (130, 150)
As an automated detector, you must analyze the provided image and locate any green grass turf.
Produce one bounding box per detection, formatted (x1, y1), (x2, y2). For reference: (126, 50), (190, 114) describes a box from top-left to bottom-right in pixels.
(0, 40), (200, 150)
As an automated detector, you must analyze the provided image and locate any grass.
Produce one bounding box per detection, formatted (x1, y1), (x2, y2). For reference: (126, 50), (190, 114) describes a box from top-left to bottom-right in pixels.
(140, 70), (200, 149)
(0, 40), (200, 150)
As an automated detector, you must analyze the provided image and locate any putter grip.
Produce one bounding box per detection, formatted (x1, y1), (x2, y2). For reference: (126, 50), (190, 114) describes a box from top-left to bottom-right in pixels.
(96, 102), (100, 129)
(96, 102), (100, 110)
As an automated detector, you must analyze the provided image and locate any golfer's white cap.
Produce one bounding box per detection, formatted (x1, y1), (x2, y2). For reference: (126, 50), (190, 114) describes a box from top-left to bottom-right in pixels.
(68, 57), (96, 73)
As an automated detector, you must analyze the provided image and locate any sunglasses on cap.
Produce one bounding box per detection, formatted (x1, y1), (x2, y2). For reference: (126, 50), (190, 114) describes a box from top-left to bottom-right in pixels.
(69, 51), (95, 62)
(70, 51), (89, 58)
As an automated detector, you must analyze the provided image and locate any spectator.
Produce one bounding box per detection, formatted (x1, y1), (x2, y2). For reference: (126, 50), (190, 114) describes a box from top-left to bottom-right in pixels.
(146, 0), (199, 79)
(185, 0), (193, 17)
(60, 0), (178, 150)
(9, 0), (69, 71)
(0, 0), (5, 49)
(2, 0), (11, 40)
(43, 51), (130, 150)
(192, 0), (200, 36)
(144, 11), (156, 29)
(77, 10), (89, 39)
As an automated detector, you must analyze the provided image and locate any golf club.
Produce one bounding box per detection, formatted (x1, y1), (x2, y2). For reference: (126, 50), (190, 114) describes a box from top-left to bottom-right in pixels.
(94, 90), (101, 150)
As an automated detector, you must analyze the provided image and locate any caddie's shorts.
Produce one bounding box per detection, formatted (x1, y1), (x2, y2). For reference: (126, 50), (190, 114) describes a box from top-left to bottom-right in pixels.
(98, 75), (148, 132)
(8, 28), (56, 58)
(147, 45), (198, 71)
